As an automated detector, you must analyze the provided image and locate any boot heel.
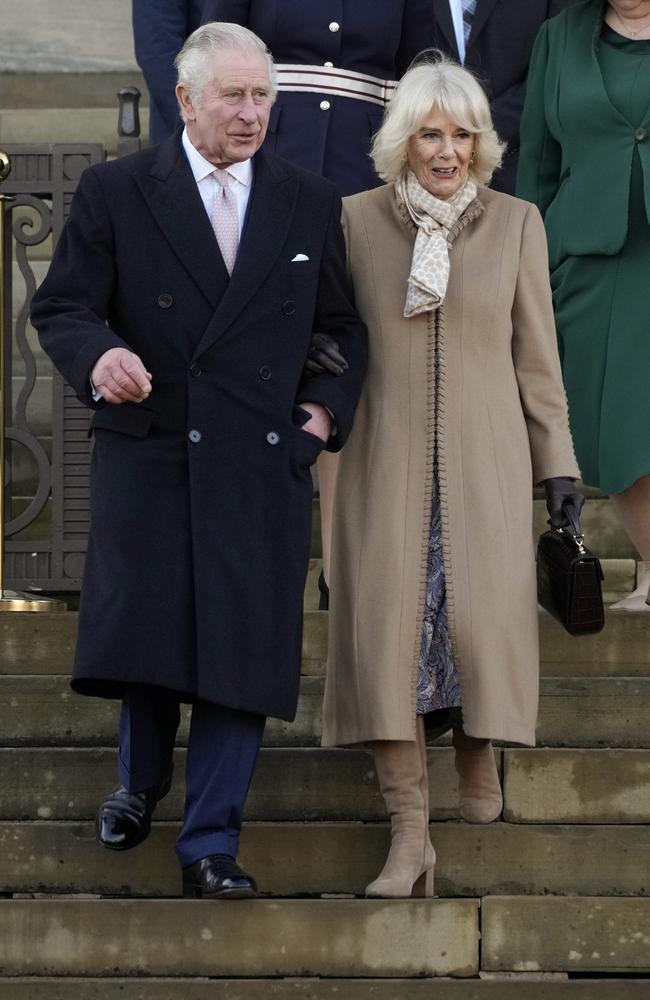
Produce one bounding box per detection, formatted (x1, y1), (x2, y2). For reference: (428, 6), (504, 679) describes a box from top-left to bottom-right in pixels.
(411, 867), (434, 898)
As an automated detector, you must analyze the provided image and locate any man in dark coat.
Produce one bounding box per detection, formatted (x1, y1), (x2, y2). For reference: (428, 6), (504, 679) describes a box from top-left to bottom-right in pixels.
(31, 23), (367, 899)
(132, 0), (206, 144)
(432, 0), (577, 194)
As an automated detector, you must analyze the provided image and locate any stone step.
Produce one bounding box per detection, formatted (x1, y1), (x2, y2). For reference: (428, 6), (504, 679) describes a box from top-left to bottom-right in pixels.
(3, 609), (650, 678)
(1, 897), (648, 977)
(0, 1), (136, 76)
(305, 558), (635, 609)
(0, 611), (329, 675)
(1, 980), (649, 1000)
(0, 898), (479, 978)
(2, 73), (147, 109)
(0, 108), (148, 158)
(504, 748), (650, 824)
(2, 821), (650, 899)
(311, 497), (632, 563)
(0, 746), (464, 822)
(3, 747), (650, 824)
(482, 897), (650, 973)
(3, 675), (650, 749)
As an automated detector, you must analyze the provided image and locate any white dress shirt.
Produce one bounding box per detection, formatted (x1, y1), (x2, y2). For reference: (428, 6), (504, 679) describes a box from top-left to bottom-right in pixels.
(448, 0), (467, 64)
(181, 127), (253, 235)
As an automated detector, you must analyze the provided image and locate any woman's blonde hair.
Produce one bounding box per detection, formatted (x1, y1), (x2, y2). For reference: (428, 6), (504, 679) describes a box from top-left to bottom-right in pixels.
(371, 51), (505, 186)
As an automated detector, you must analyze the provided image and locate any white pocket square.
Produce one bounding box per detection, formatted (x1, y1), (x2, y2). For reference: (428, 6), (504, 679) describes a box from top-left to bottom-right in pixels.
(291, 253), (310, 262)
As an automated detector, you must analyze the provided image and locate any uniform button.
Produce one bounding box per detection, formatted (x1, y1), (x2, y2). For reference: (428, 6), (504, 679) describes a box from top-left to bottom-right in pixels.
(283, 299), (296, 316)
(635, 127), (647, 142)
(266, 431), (280, 445)
(259, 366), (272, 380)
(324, 61), (334, 67)
(188, 429), (202, 443)
(320, 100), (331, 111)
(157, 293), (173, 308)
(189, 362), (202, 377)
(329, 21), (340, 31)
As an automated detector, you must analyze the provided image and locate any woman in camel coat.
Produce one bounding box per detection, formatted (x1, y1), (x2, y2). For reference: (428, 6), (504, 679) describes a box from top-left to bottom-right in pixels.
(321, 54), (582, 898)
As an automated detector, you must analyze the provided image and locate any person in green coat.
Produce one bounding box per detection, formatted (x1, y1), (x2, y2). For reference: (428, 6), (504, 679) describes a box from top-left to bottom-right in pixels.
(517, 0), (650, 610)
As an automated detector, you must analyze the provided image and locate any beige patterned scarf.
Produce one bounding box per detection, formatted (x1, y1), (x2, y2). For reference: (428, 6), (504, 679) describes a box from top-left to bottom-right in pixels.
(395, 170), (477, 318)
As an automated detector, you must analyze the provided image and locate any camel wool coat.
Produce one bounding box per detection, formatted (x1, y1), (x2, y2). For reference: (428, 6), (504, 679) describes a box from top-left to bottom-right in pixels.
(322, 183), (579, 748)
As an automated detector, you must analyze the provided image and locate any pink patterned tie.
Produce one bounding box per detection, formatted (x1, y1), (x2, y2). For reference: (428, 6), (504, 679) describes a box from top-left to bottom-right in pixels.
(211, 168), (239, 275)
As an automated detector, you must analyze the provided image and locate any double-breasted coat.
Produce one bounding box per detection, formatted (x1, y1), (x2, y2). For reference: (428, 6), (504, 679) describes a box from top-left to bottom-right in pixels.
(322, 184), (578, 748)
(31, 133), (367, 721)
(202, 0), (434, 196)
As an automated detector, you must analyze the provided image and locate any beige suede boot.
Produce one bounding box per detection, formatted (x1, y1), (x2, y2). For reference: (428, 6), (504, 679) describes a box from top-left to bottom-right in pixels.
(365, 717), (436, 898)
(610, 561), (650, 611)
(453, 727), (503, 823)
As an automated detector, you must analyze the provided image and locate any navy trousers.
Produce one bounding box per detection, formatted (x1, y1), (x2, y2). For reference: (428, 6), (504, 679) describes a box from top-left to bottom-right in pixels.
(118, 683), (266, 867)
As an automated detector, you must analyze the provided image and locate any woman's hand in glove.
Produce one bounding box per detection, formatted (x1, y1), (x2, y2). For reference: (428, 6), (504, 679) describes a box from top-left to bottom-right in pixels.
(543, 477), (585, 531)
(303, 333), (349, 377)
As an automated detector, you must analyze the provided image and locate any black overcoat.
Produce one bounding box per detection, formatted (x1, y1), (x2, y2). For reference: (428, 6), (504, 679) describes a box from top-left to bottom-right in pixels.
(31, 134), (367, 720)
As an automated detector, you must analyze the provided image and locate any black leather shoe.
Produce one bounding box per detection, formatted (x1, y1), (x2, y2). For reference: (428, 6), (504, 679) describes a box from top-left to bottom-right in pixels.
(182, 854), (258, 899)
(95, 767), (173, 851)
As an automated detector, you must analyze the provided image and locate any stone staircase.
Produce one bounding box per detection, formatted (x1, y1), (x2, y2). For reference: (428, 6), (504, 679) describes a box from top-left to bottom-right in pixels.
(1, 496), (650, 996)
(4, 8), (649, 992)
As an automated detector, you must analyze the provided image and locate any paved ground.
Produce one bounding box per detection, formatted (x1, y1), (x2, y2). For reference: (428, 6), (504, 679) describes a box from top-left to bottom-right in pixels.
(0, 0), (137, 72)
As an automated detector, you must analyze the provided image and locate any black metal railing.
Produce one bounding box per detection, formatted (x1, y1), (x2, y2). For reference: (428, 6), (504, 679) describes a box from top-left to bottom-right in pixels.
(1, 89), (141, 592)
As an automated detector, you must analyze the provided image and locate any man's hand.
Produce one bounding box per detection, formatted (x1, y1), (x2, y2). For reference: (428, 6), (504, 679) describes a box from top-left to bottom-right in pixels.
(299, 402), (332, 443)
(91, 348), (152, 404)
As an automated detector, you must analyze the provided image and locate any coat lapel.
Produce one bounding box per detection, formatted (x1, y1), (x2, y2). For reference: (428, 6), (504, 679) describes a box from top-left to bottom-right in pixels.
(192, 148), (298, 359)
(433, 0), (460, 59)
(135, 131), (228, 311)
(467, 0), (500, 50)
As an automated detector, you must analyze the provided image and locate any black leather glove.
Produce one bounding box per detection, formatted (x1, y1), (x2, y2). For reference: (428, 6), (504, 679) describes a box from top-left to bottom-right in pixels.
(304, 333), (349, 377)
(543, 477), (585, 531)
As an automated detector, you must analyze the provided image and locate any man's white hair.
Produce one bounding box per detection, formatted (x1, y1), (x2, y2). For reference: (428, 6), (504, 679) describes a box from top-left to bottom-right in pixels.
(175, 21), (277, 120)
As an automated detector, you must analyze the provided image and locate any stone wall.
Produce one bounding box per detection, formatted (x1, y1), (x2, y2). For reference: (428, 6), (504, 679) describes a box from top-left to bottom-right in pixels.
(0, 0), (137, 73)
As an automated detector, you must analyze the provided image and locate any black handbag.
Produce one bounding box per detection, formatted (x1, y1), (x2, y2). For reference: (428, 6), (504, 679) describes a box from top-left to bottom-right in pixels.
(536, 506), (605, 636)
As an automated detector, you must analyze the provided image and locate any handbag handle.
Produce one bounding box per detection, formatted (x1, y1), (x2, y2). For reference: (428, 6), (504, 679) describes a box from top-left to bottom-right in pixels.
(562, 502), (581, 536)
(558, 501), (587, 555)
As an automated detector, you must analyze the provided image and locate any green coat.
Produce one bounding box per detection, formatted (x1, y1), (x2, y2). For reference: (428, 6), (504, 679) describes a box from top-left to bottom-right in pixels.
(517, 0), (650, 269)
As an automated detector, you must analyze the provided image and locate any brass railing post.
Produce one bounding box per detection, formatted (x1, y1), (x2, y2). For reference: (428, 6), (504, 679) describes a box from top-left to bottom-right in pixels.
(0, 150), (64, 611)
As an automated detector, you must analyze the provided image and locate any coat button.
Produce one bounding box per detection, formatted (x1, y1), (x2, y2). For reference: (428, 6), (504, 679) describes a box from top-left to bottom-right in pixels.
(283, 300), (296, 316)
(157, 293), (173, 308)
(320, 100), (331, 111)
(324, 61), (334, 67)
(266, 431), (280, 445)
(329, 21), (340, 31)
(188, 429), (202, 443)
(635, 127), (647, 142)
(259, 366), (272, 380)
(189, 362), (202, 377)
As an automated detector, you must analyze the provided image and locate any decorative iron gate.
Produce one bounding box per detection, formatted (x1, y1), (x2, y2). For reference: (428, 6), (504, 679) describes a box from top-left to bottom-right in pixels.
(2, 90), (141, 591)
